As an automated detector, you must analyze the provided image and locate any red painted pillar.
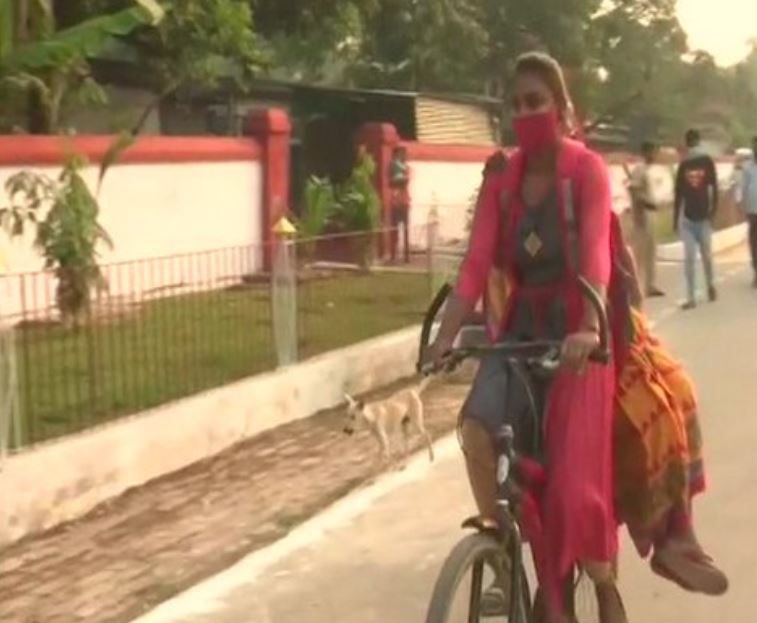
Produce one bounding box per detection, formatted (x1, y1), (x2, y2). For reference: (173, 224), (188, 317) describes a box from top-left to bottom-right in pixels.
(356, 122), (400, 259)
(247, 108), (292, 271)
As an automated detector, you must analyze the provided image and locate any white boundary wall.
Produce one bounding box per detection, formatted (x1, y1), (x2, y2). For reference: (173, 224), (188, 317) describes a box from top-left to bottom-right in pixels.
(0, 325), (420, 546)
(406, 158), (737, 249)
(0, 160), (263, 317)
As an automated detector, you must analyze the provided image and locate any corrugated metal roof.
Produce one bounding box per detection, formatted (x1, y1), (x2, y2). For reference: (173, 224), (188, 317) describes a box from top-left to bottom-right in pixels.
(415, 96), (497, 145)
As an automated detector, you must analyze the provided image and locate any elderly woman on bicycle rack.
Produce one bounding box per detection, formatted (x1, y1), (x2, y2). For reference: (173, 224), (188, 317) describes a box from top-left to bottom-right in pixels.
(428, 51), (622, 623)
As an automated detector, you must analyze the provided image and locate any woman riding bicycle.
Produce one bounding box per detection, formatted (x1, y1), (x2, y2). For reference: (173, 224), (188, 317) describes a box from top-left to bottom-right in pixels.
(428, 52), (622, 623)
(469, 151), (729, 601)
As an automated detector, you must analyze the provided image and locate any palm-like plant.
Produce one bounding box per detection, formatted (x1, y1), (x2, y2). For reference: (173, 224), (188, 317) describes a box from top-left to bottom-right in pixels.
(0, 0), (164, 133)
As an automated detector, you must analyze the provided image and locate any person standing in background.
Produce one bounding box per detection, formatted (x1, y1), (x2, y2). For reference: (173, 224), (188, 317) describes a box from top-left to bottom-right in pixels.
(629, 141), (665, 298)
(740, 136), (757, 287)
(674, 129), (719, 310)
(388, 146), (411, 263)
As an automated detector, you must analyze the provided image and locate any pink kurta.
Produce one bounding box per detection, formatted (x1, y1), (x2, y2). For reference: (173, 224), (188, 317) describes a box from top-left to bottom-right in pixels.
(456, 138), (618, 609)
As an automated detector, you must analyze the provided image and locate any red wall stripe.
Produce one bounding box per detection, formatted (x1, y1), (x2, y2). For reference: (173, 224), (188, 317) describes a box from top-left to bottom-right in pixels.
(0, 135), (262, 166)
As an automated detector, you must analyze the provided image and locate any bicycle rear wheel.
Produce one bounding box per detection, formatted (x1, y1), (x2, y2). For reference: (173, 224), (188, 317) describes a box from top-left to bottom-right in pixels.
(425, 533), (532, 623)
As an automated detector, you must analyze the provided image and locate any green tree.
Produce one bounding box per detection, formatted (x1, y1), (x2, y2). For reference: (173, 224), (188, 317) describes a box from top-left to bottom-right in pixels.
(68, 0), (262, 92)
(351, 0), (487, 92)
(255, 0), (370, 84)
(583, 0), (689, 141)
(0, 0), (164, 133)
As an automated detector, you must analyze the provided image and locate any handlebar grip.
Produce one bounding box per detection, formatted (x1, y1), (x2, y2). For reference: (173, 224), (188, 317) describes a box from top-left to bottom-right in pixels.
(416, 283), (453, 373)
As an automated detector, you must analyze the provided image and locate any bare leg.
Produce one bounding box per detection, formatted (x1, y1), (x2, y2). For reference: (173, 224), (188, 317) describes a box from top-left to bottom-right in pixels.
(402, 213), (410, 263)
(389, 225), (398, 263)
(401, 420), (411, 459)
(410, 395), (435, 461)
(377, 428), (391, 464)
(460, 418), (498, 524)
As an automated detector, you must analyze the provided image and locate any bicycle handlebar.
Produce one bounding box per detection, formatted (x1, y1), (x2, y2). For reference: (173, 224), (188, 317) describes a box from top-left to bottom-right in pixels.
(416, 276), (611, 374)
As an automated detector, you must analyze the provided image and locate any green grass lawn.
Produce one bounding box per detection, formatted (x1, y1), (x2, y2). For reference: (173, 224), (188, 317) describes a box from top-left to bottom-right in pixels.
(14, 271), (430, 448)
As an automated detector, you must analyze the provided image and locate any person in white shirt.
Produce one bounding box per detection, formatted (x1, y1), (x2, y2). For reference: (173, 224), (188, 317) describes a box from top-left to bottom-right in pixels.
(740, 136), (757, 287)
(629, 141), (665, 297)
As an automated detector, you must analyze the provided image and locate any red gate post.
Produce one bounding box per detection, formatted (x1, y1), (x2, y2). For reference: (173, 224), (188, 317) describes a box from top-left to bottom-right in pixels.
(247, 109), (292, 272)
(356, 123), (400, 260)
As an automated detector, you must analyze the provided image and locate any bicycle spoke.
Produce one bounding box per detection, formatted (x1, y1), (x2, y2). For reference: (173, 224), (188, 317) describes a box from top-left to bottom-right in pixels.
(468, 559), (484, 623)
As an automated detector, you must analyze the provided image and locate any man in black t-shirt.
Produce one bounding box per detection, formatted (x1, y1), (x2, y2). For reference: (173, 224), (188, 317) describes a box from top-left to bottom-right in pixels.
(674, 129), (718, 309)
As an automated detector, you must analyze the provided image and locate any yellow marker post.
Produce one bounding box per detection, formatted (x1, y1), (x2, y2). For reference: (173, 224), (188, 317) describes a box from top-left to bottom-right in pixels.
(271, 216), (298, 366)
(272, 216), (297, 237)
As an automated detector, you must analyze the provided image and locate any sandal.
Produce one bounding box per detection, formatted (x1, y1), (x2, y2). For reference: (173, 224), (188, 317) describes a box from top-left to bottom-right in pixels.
(651, 546), (728, 596)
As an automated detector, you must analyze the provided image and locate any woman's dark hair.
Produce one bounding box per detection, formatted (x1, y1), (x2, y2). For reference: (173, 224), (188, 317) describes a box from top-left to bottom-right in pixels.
(514, 52), (572, 121)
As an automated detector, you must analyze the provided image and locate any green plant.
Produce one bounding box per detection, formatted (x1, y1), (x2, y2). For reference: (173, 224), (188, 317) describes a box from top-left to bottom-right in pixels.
(333, 148), (380, 232)
(300, 175), (337, 238)
(0, 0), (164, 133)
(299, 149), (381, 237)
(297, 151), (381, 268)
(0, 135), (131, 327)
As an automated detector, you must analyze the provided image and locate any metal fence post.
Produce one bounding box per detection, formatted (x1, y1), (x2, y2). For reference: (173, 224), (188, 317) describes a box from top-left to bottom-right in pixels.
(0, 256), (22, 460)
(271, 217), (298, 367)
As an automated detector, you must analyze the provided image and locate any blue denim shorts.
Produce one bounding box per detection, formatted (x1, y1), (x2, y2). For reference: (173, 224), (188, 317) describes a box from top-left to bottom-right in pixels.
(461, 352), (551, 458)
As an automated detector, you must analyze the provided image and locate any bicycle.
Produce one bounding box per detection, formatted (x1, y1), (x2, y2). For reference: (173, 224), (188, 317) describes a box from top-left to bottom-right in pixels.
(417, 277), (611, 623)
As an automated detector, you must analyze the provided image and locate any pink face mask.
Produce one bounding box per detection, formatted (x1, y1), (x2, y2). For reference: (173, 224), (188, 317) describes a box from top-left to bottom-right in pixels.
(512, 110), (560, 154)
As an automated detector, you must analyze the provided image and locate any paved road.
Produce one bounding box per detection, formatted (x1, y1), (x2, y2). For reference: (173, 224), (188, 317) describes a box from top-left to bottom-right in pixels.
(134, 253), (757, 623)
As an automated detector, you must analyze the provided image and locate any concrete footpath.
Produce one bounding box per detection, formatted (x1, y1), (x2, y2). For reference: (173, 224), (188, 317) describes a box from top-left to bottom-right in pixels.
(132, 252), (757, 623)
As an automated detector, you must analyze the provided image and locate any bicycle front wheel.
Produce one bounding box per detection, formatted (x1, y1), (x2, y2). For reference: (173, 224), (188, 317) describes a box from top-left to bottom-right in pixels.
(425, 533), (532, 623)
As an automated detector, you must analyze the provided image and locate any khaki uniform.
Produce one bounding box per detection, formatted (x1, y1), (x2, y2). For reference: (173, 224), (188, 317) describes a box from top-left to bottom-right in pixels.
(629, 163), (658, 294)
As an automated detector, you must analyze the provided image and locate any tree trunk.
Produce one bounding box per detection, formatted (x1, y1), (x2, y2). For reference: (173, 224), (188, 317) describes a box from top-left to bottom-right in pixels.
(16, 0), (29, 43)
(26, 88), (52, 134)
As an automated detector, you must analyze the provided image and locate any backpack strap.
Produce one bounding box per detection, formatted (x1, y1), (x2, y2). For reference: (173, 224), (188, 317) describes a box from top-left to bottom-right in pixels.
(561, 178), (580, 274)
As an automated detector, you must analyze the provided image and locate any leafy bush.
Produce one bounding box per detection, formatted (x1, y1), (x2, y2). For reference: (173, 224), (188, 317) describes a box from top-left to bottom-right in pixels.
(334, 148), (380, 232)
(299, 175), (336, 239)
(299, 148), (381, 237)
(0, 135), (130, 327)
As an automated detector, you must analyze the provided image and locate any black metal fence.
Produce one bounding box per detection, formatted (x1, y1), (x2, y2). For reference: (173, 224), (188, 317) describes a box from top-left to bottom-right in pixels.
(293, 227), (433, 360)
(1, 245), (274, 448)
(0, 226), (437, 449)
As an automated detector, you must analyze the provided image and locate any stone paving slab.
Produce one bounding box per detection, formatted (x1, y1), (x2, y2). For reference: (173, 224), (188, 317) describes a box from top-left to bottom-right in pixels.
(0, 375), (470, 623)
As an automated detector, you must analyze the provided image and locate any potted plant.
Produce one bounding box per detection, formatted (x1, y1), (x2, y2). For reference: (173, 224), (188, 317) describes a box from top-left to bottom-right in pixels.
(299, 148), (380, 268)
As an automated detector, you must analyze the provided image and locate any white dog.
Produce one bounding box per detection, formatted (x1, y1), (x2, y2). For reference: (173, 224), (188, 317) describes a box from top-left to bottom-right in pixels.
(343, 377), (434, 463)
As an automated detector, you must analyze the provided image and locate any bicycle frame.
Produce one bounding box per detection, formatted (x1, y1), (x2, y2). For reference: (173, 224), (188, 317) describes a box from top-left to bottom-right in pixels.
(419, 276), (612, 621)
